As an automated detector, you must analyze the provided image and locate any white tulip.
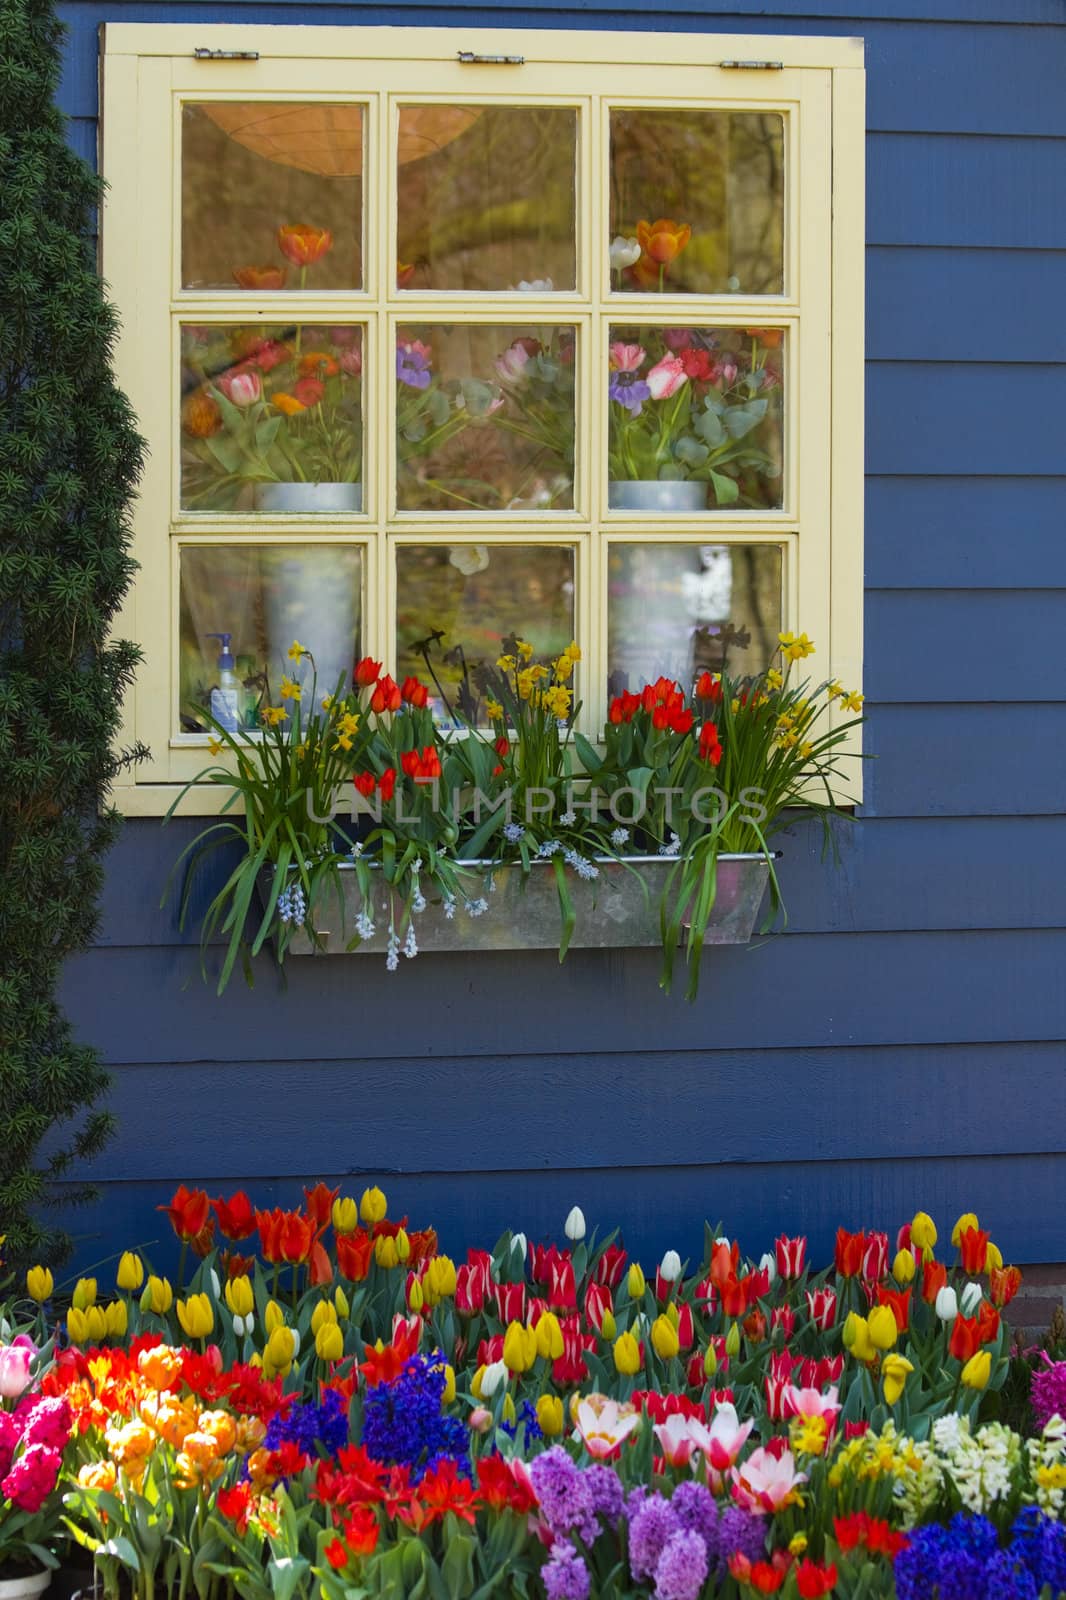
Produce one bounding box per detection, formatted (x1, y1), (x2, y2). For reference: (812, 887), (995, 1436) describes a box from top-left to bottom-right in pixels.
(564, 1206), (587, 1242)
(660, 1249), (682, 1283)
(935, 1286), (958, 1321)
(759, 1253), (778, 1285)
(210, 1269), (221, 1298)
(960, 1281), (983, 1317)
(512, 1232), (528, 1263)
(609, 235), (641, 272)
(480, 1359), (508, 1398)
(290, 1329), (301, 1357)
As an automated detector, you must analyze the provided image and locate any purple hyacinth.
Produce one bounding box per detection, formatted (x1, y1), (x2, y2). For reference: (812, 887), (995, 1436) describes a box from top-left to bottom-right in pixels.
(541, 1542), (590, 1600)
(628, 1494), (680, 1584)
(655, 1529), (709, 1600)
(712, 1505), (768, 1580)
(668, 1480), (718, 1548)
(583, 1463), (625, 1527)
(396, 341), (432, 389)
(528, 1447), (598, 1545)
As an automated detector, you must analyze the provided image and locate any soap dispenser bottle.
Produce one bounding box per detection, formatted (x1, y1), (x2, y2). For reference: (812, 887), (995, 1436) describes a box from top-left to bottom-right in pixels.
(206, 632), (240, 733)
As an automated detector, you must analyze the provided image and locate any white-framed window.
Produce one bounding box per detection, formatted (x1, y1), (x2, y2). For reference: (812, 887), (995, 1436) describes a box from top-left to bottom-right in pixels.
(100, 24), (865, 813)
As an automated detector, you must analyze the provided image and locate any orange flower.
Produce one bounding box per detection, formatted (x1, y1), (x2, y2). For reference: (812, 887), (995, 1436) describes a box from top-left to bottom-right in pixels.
(299, 351), (340, 380)
(158, 1184), (211, 1242)
(990, 1265), (1022, 1308)
(271, 393), (306, 416)
(138, 1344), (184, 1392)
(745, 328), (784, 348)
(359, 1322), (421, 1387)
(303, 1182), (339, 1230)
(182, 390), (222, 439)
(636, 217), (692, 265)
(232, 264), (288, 290)
(336, 1229), (374, 1282)
(277, 223), (333, 267)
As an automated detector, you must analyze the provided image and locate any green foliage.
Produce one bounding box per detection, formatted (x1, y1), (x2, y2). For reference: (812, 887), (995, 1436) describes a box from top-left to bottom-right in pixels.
(0, 0), (145, 1265)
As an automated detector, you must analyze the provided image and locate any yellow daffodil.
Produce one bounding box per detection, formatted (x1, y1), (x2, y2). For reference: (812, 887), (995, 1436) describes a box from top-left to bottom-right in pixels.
(827, 680), (843, 700)
(287, 640), (307, 660)
(516, 639), (534, 661)
(778, 630), (815, 660)
(840, 690), (864, 713)
(485, 699), (504, 721)
(564, 641), (582, 661)
(496, 654), (516, 672)
(321, 694), (335, 711)
(260, 706), (287, 727)
(208, 737), (224, 756)
(766, 668), (783, 689)
(279, 675), (302, 702)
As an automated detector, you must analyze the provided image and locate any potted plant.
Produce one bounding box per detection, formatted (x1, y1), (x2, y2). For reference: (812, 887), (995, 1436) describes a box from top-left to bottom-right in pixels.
(607, 328), (783, 511)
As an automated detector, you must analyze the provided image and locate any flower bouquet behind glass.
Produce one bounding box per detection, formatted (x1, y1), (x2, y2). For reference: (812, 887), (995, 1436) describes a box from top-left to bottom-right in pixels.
(607, 328), (783, 507)
(395, 337), (503, 510)
(490, 330), (575, 508)
(0, 1338), (73, 1581)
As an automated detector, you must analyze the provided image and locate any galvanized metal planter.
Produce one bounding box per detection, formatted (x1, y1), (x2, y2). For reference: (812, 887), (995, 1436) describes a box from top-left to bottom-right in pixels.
(281, 853), (769, 955)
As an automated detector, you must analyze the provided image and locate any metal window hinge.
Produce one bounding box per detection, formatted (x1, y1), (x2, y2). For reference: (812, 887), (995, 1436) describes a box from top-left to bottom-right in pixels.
(719, 59), (784, 70)
(457, 51), (525, 65)
(193, 47), (260, 60)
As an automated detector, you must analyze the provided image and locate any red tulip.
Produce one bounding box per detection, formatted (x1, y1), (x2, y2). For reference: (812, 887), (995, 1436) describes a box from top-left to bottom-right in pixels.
(159, 1185), (211, 1243)
(548, 1258), (577, 1311)
(805, 1288), (837, 1331)
(921, 1259), (948, 1305)
(212, 1190), (257, 1241)
(596, 1243), (627, 1288)
(303, 1182), (339, 1231)
(370, 675), (402, 714)
(775, 1235), (807, 1279)
(336, 1229), (374, 1282)
(949, 1314), (982, 1363)
(834, 1228), (866, 1278)
(232, 264), (287, 290)
(862, 1232), (889, 1281)
(585, 1281), (613, 1332)
(875, 1285), (912, 1333)
(354, 656), (381, 687)
(494, 1281), (527, 1323)
(401, 676), (429, 708)
(958, 1226), (991, 1276)
(990, 1265), (1022, 1308)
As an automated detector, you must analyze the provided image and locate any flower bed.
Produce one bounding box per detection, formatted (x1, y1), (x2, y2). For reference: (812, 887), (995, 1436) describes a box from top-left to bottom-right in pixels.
(3, 1194), (1064, 1599)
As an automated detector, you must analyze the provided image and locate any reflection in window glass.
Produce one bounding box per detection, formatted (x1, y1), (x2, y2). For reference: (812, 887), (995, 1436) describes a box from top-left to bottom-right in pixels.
(607, 327), (784, 510)
(607, 543), (782, 697)
(180, 325), (364, 513)
(182, 103), (364, 290)
(395, 544), (575, 723)
(397, 106), (577, 292)
(396, 325), (575, 512)
(609, 110), (784, 295)
(179, 545), (363, 732)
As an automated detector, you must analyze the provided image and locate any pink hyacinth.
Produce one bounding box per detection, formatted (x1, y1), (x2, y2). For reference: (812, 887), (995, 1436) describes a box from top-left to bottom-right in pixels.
(17, 1396), (73, 1454)
(2, 1442), (62, 1512)
(1031, 1355), (1066, 1432)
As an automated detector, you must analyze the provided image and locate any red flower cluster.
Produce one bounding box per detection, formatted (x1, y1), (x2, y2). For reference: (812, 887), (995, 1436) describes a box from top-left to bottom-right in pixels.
(833, 1511), (909, 1560)
(353, 768), (397, 801)
(400, 746), (442, 782)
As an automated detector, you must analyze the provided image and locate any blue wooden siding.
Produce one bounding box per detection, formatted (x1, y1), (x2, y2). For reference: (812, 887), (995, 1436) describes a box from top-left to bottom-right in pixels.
(54, 2), (1066, 1272)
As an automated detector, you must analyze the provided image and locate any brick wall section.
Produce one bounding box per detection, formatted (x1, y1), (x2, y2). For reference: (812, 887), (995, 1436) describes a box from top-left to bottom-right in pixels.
(1007, 1264), (1066, 1343)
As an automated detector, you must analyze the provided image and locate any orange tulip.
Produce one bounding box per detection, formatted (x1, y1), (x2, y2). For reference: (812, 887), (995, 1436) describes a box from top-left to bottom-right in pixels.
(271, 393), (307, 416)
(636, 217), (692, 266)
(232, 264), (287, 290)
(277, 223), (333, 267)
(182, 390), (222, 439)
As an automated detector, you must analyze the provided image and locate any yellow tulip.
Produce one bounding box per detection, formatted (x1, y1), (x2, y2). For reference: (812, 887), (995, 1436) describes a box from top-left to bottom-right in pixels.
(703, 1345), (718, 1378)
(627, 1264), (646, 1299)
(225, 1276), (254, 1319)
(951, 1212), (979, 1248)
(142, 1276), (173, 1314)
(501, 1393), (517, 1427)
(725, 1322), (741, 1358)
(961, 1350), (992, 1390)
(408, 1278), (424, 1313)
(85, 1306), (107, 1342)
(535, 1312), (564, 1361)
(985, 1241), (1003, 1273)
(502, 1321), (537, 1374)
(311, 1301), (337, 1333)
(892, 1249), (916, 1285)
(66, 1307), (89, 1344)
(116, 1252), (145, 1293)
(843, 1312), (877, 1364)
(867, 1306), (898, 1351)
(600, 1309), (617, 1341)
(537, 1395), (564, 1437)
(334, 1287), (349, 1319)
(613, 1331), (642, 1375)
(882, 1353), (914, 1405)
(331, 1198), (359, 1234)
(441, 1365), (456, 1405)
(263, 1325), (295, 1379)
(910, 1212), (938, 1252)
(72, 1277), (97, 1311)
(665, 1301), (679, 1329)
(428, 1256), (456, 1298)
(177, 1293), (214, 1340)
(471, 1364), (488, 1400)
(105, 1299), (128, 1338)
(26, 1267), (53, 1302)
(315, 1322), (344, 1363)
(374, 1235), (399, 1269)
(359, 1187), (387, 1225)
(395, 1229), (411, 1263)
(651, 1314), (680, 1361)
(264, 1299), (285, 1336)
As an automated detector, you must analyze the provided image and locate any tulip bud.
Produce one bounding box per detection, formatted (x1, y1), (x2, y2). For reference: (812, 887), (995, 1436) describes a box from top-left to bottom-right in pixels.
(471, 1365), (487, 1400)
(960, 1281), (983, 1317)
(758, 1253), (778, 1285)
(395, 1229), (411, 1263)
(481, 1360), (508, 1398)
(116, 1253), (144, 1293)
(600, 1308), (617, 1342)
(142, 1276), (173, 1315)
(536, 1395), (564, 1437)
(842, 1312), (877, 1363)
(501, 1393), (517, 1427)
(535, 1312), (564, 1361)
(311, 1300), (338, 1333)
(509, 1233), (528, 1271)
(503, 1321), (537, 1374)
(867, 1305), (897, 1351)
(26, 1267), (53, 1303)
(984, 1241), (1003, 1273)
(428, 1256), (457, 1299)
(408, 1278), (424, 1313)
(66, 1307), (89, 1344)
(105, 1300), (128, 1338)
(613, 1331), (642, 1376)
(264, 1325), (296, 1378)
(265, 1299), (285, 1335)
(627, 1264), (646, 1300)
(659, 1250), (682, 1285)
(332, 1197), (359, 1234)
(359, 1187), (387, 1225)
(442, 1365), (456, 1405)
(725, 1322), (741, 1358)
(177, 1292), (214, 1340)
(910, 1212), (938, 1251)
(469, 1407), (493, 1434)
(315, 1322), (344, 1363)
(935, 1286), (958, 1322)
(374, 1235), (399, 1269)
(665, 1300), (679, 1329)
(72, 1277), (97, 1311)
(334, 1287), (350, 1318)
(651, 1314), (680, 1361)
(564, 1207), (586, 1242)
(703, 1345), (718, 1378)
(951, 1212), (979, 1248)
(892, 1249), (917, 1285)
(225, 1276), (254, 1319)
(86, 1306), (107, 1342)
(960, 1350), (992, 1390)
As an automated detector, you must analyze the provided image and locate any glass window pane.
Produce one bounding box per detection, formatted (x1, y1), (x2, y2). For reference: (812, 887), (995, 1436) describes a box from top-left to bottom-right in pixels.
(607, 542), (782, 696)
(182, 103), (364, 290)
(180, 324), (364, 513)
(396, 325), (575, 512)
(179, 544), (363, 732)
(607, 326), (784, 511)
(396, 106), (577, 292)
(395, 543), (576, 722)
(609, 109), (784, 295)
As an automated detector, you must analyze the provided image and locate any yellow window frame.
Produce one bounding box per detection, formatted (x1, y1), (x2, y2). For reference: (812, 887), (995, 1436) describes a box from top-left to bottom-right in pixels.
(100, 23), (865, 816)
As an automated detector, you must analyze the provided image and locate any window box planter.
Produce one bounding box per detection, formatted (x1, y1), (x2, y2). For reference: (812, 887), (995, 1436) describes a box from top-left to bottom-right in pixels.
(277, 852), (770, 956)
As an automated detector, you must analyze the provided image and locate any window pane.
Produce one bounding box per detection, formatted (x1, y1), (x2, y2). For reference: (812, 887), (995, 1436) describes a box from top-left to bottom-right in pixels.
(607, 326), (784, 511)
(395, 543), (576, 722)
(180, 324), (364, 513)
(182, 103), (364, 290)
(396, 325), (575, 512)
(609, 109), (784, 295)
(179, 544), (363, 732)
(607, 542), (782, 696)
(396, 106), (577, 292)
